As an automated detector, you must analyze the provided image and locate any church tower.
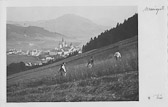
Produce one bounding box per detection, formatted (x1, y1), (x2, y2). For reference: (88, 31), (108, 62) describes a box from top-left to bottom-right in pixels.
(61, 38), (63, 47)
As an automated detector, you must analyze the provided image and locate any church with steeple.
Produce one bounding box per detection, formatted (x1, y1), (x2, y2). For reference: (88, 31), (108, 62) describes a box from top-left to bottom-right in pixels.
(58, 38), (68, 49)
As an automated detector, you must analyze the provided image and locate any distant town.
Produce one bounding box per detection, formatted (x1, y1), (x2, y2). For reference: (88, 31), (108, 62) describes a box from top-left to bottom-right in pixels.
(7, 38), (82, 66)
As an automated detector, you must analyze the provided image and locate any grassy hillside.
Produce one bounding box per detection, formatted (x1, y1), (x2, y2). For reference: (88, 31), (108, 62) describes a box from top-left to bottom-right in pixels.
(7, 36), (137, 80)
(8, 71), (138, 102)
(7, 36), (138, 102)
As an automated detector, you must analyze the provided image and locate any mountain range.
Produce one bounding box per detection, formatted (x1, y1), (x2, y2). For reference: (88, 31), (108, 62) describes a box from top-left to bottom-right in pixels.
(7, 14), (113, 50)
(7, 24), (71, 50)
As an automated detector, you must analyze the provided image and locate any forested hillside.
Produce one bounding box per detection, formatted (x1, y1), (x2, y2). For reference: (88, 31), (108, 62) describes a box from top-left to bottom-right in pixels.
(82, 14), (138, 52)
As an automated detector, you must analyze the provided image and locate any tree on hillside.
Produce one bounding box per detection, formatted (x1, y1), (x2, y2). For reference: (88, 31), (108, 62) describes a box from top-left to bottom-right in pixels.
(82, 14), (138, 53)
(7, 62), (27, 76)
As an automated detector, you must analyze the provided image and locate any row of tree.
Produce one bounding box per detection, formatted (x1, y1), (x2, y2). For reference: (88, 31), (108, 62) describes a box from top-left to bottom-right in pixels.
(82, 14), (138, 53)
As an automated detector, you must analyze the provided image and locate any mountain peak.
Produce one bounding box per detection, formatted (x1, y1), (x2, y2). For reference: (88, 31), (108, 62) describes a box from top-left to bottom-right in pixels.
(7, 14), (109, 43)
(56, 14), (93, 24)
(60, 14), (79, 17)
(59, 14), (85, 18)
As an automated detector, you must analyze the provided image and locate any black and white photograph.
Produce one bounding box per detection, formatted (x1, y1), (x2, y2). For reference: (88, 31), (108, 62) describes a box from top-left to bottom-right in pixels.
(6, 6), (138, 102)
(1, 0), (168, 107)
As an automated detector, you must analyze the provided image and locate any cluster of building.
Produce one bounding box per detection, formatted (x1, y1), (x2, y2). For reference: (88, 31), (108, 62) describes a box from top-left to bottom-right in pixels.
(7, 49), (27, 55)
(7, 49), (41, 56)
(7, 38), (82, 67)
(49, 38), (81, 57)
(27, 49), (42, 56)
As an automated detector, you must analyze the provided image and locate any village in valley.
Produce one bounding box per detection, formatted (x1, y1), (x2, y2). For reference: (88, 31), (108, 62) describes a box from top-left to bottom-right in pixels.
(7, 38), (82, 66)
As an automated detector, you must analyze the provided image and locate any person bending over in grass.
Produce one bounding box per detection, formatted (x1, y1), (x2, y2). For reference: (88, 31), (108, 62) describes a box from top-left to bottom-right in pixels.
(87, 56), (94, 68)
(59, 62), (67, 77)
(114, 51), (121, 60)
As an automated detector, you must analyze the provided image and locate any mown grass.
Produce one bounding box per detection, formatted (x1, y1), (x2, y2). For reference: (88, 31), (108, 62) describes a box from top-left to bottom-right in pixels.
(7, 41), (138, 102)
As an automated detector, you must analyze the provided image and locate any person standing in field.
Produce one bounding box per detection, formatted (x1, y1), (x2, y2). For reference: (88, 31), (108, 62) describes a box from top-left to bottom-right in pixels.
(87, 56), (94, 68)
(59, 62), (67, 77)
(114, 51), (121, 60)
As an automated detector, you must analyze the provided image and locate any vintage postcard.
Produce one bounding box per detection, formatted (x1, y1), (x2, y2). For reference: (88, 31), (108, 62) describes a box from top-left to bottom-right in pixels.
(0, 0), (167, 107)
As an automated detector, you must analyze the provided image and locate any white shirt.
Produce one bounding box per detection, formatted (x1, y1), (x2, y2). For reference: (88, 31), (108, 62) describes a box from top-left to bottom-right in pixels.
(114, 52), (121, 57)
(62, 65), (66, 72)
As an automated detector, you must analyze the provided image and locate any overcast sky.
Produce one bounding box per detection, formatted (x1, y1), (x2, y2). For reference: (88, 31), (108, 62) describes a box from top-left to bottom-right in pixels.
(7, 6), (137, 26)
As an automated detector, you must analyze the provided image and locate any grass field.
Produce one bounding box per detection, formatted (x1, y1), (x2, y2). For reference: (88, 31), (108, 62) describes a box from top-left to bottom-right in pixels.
(7, 36), (138, 102)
